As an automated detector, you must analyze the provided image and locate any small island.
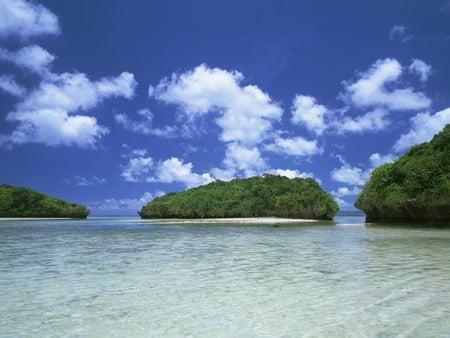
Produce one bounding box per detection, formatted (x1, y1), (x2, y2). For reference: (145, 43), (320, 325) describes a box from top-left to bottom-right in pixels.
(355, 124), (450, 225)
(139, 174), (339, 220)
(0, 184), (90, 219)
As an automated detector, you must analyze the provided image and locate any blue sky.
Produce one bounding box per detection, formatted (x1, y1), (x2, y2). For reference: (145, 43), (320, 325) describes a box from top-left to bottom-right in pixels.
(1, 0), (450, 215)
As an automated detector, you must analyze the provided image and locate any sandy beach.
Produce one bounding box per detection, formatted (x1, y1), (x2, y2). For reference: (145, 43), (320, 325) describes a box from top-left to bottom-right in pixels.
(0, 218), (77, 221)
(140, 217), (319, 224)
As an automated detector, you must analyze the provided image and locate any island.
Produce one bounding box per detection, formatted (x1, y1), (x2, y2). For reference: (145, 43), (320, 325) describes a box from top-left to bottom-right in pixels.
(139, 174), (339, 220)
(0, 184), (90, 219)
(355, 124), (450, 225)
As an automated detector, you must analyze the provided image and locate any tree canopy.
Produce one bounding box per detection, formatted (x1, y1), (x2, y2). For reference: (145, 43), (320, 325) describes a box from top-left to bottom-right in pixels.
(0, 185), (90, 218)
(355, 124), (450, 223)
(139, 174), (339, 220)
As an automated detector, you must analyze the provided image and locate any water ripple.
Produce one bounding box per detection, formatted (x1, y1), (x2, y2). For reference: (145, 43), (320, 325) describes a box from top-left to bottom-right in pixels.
(1, 218), (450, 337)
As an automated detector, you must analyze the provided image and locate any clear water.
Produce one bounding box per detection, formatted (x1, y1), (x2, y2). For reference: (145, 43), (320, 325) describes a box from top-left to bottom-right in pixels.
(1, 216), (450, 337)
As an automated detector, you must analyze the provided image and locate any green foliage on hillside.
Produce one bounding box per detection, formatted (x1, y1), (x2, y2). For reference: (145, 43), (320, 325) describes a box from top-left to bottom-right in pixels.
(355, 124), (450, 223)
(0, 185), (90, 218)
(139, 174), (339, 220)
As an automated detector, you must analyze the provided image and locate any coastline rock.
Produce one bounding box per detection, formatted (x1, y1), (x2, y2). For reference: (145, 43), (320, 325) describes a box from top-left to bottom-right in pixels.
(0, 184), (90, 219)
(139, 174), (339, 220)
(355, 125), (450, 225)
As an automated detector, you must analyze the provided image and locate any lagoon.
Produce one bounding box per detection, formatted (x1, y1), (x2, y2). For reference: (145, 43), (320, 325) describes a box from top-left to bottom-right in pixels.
(1, 216), (450, 337)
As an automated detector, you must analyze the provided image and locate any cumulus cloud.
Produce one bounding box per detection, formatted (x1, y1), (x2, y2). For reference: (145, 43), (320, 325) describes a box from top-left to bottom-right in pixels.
(87, 191), (165, 214)
(115, 109), (177, 137)
(409, 59), (432, 82)
(150, 157), (214, 188)
(0, 74), (26, 97)
(265, 136), (321, 157)
(0, 0), (60, 39)
(223, 142), (267, 176)
(121, 156), (154, 182)
(2, 71), (137, 147)
(335, 108), (390, 134)
(330, 164), (370, 186)
(333, 196), (353, 210)
(16, 71), (136, 113)
(388, 25), (412, 43)
(0, 45), (55, 76)
(121, 153), (214, 188)
(268, 169), (322, 184)
(291, 95), (329, 135)
(393, 108), (450, 152)
(150, 64), (282, 145)
(341, 58), (431, 111)
(4, 108), (109, 147)
(331, 186), (362, 197)
(369, 152), (396, 167)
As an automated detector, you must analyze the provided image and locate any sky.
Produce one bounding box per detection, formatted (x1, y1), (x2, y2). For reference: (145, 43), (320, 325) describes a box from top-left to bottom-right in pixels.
(1, 0), (450, 215)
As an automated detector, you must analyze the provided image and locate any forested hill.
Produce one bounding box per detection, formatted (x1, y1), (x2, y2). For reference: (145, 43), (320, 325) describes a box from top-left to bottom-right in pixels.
(0, 185), (90, 218)
(139, 174), (339, 220)
(355, 124), (450, 224)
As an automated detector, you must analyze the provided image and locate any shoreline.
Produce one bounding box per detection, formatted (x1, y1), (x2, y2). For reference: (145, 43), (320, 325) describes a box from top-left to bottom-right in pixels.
(0, 218), (81, 221)
(139, 217), (320, 224)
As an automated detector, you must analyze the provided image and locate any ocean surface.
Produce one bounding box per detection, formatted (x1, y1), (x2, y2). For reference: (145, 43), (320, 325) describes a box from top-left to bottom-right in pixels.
(1, 216), (450, 337)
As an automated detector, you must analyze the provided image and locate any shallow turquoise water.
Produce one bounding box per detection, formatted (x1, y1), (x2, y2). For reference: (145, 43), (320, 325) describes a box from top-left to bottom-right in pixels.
(1, 216), (450, 337)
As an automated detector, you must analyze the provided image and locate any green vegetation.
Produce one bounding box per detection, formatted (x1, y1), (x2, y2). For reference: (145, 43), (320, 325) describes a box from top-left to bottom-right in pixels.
(139, 174), (339, 220)
(0, 185), (90, 218)
(355, 124), (450, 224)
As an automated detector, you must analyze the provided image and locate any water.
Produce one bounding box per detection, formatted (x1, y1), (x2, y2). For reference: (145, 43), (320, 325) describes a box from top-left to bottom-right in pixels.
(1, 216), (450, 337)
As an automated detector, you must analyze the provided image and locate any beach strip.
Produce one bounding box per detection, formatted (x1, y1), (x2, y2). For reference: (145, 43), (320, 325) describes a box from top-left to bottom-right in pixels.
(140, 217), (319, 224)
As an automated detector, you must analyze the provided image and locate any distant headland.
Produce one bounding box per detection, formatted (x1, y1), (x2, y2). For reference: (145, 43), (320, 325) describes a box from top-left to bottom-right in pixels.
(355, 124), (450, 225)
(0, 185), (90, 219)
(139, 174), (339, 220)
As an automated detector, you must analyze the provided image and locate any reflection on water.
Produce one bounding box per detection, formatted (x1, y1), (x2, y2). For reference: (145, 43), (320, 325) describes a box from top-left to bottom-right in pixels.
(1, 217), (449, 337)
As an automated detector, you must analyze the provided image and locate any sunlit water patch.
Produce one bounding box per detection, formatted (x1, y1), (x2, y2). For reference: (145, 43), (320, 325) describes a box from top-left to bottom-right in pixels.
(1, 216), (449, 337)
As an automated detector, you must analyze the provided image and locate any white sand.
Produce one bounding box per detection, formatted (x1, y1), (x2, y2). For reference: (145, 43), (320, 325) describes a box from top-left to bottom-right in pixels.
(0, 218), (77, 221)
(140, 217), (319, 224)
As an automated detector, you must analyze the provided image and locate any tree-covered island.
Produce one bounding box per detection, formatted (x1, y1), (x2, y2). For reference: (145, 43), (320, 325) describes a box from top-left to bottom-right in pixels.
(139, 174), (339, 220)
(355, 125), (450, 225)
(0, 185), (90, 218)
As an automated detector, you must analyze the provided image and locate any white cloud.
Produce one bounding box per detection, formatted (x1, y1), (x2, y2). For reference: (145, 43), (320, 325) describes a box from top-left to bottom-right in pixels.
(341, 58), (431, 111)
(0, 74), (26, 97)
(291, 95), (329, 135)
(2, 71), (137, 147)
(369, 152), (396, 167)
(149, 157), (214, 188)
(4, 108), (109, 147)
(389, 25), (412, 43)
(87, 191), (165, 214)
(0, 0), (60, 39)
(0, 45), (55, 76)
(96, 72), (136, 99)
(210, 167), (237, 182)
(393, 108), (450, 152)
(331, 164), (370, 186)
(409, 59), (432, 82)
(332, 186), (361, 197)
(335, 108), (390, 134)
(115, 109), (177, 137)
(121, 156), (154, 182)
(18, 72), (136, 112)
(333, 196), (352, 210)
(223, 142), (267, 176)
(67, 176), (106, 187)
(121, 154), (214, 188)
(265, 136), (321, 157)
(150, 64), (282, 145)
(269, 168), (322, 184)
